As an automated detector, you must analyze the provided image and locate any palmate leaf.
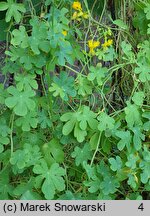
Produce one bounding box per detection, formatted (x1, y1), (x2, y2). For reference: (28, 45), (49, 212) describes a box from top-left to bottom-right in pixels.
(142, 111), (150, 131)
(0, 0), (26, 23)
(115, 130), (132, 151)
(11, 26), (28, 48)
(125, 153), (140, 169)
(6, 47), (46, 70)
(121, 41), (134, 61)
(132, 127), (145, 150)
(0, 170), (13, 199)
(49, 71), (76, 101)
(71, 143), (92, 166)
(134, 61), (150, 82)
(10, 143), (41, 171)
(88, 64), (108, 86)
(61, 106), (97, 142)
(100, 176), (120, 195)
(77, 106), (98, 130)
(33, 160), (65, 199)
(132, 91), (145, 106)
(144, 3), (150, 19)
(127, 174), (138, 189)
(5, 86), (36, 116)
(56, 40), (73, 66)
(38, 110), (52, 129)
(125, 102), (142, 128)
(15, 111), (38, 131)
(140, 161), (150, 184)
(108, 156), (122, 172)
(75, 74), (93, 97)
(140, 146), (150, 184)
(84, 176), (101, 193)
(42, 139), (64, 166)
(74, 121), (87, 143)
(29, 17), (48, 55)
(15, 74), (38, 91)
(60, 112), (78, 136)
(0, 117), (10, 153)
(97, 112), (115, 131)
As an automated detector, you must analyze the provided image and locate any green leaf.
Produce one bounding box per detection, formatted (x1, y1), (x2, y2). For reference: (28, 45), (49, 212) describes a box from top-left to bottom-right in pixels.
(42, 139), (64, 165)
(0, 118), (10, 153)
(15, 74), (38, 91)
(60, 110), (88, 143)
(0, 170), (13, 199)
(83, 161), (97, 179)
(61, 112), (78, 136)
(71, 143), (92, 166)
(75, 74), (93, 97)
(77, 106), (98, 130)
(121, 41), (134, 61)
(100, 176), (120, 195)
(133, 6), (149, 35)
(33, 161), (65, 199)
(74, 122), (87, 143)
(0, 19), (9, 41)
(127, 174), (138, 189)
(84, 176), (101, 193)
(132, 91), (145, 106)
(134, 61), (150, 82)
(5, 86), (36, 116)
(13, 177), (35, 197)
(88, 64), (108, 86)
(97, 112), (115, 131)
(15, 111), (38, 131)
(102, 47), (116, 61)
(90, 131), (100, 150)
(21, 190), (42, 200)
(142, 111), (150, 131)
(10, 144), (41, 171)
(125, 102), (142, 128)
(125, 153), (140, 169)
(56, 40), (73, 66)
(45, 0), (52, 6)
(140, 160), (150, 184)
(5, 0), (26, 23)
(0, 2), (8, 11)
(144, 3), (150, 19)
(49, 71), (76, 101)
(132, 127), (145, 150)
(113, 19), (128, 29)
(11, 26), (28, 48)
(108, 156), (122, 171)
(115, 130), (131, 151)
(38, 110), (52, 129)
(10, 150), (28, 170)
(29, 17), (48, 54)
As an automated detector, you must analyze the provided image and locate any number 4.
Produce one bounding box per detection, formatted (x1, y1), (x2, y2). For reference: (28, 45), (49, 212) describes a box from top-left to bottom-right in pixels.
(138, 203), (144, 211)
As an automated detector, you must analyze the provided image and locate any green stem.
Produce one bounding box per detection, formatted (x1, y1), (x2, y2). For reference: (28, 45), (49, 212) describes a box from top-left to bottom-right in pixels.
(10, 112), (15, 157)
(90, 131), (101, 166)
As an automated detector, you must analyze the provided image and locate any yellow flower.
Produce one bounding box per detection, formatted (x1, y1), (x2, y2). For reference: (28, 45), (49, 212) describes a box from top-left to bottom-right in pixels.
(62, 30), (67, 36)
(72, 11), (78, 19)
(88, 40), (100, 55)
(82, 12), (89, 19)
(107, 39), (113, 46)
(72, 1), (82, 11)
(72, 11), (89, 21)
(102, 39), (113, 50)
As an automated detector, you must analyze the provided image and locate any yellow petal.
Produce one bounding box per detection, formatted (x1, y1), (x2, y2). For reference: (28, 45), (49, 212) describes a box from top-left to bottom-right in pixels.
(62, 30), (67, 36)
(72, 1), (82, 11)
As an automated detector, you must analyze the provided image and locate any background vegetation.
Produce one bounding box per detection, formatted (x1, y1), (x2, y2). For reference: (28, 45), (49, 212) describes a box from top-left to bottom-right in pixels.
(0, 0), (149, 200)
